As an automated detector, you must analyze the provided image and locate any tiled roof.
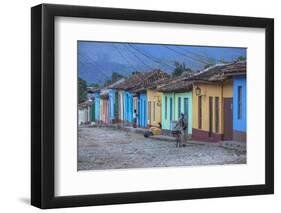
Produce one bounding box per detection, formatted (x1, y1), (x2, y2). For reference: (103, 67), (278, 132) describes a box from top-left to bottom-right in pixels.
(109, 72), (147, 90)
(78, 100), (92, 109)
(189, 61), (246, 82)
(130, 69), (170, 93)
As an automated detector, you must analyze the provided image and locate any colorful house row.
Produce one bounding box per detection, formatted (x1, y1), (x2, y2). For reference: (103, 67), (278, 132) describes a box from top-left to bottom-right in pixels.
(78, 100), (92, 125)
(128, 70), (170, 128)
(81, 61), (246, 143)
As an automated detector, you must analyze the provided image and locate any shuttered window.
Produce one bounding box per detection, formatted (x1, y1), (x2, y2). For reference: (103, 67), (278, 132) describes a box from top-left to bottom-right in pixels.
(170, 97), (173, 121)
(178, 97), (181, 118)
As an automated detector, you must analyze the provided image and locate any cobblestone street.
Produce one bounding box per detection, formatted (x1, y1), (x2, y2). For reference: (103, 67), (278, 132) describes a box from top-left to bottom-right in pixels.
(78, 127), (246, 170)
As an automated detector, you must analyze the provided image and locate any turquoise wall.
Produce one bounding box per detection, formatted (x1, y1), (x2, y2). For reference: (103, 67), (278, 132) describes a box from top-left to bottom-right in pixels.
(161, 93), (174, 130)
(174, 92), (192, 134)
(161, 92), (192, 134)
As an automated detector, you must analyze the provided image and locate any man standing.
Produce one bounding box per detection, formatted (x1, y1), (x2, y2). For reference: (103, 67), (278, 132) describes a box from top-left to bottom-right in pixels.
(133, 109), (138, 128)
(175, 113), (187, 147)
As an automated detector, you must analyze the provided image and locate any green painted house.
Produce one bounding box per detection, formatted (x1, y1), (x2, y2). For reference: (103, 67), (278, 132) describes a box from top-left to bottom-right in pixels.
(158, 78), (193, 135)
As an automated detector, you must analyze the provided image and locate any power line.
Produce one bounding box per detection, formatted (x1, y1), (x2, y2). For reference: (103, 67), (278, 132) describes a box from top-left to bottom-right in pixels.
(111, 44), (138, 71)
(123, 44), (154, 70)
(163, 46), (209, 65)
(78, 53), (111, 79)
(128, 44), (175, 70)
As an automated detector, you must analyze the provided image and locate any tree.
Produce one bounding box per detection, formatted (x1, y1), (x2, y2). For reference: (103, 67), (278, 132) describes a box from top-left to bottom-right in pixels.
(111, 72), (124, 82)
(88, 82), (99, 88)
(237, 56), (246, 61)
(172, 62), (193, 77)
(103, 72), (124, 86)
(78, 77), (88, 103)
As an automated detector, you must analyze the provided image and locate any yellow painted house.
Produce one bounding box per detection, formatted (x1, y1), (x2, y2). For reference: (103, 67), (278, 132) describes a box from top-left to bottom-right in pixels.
(147, 89), (162, 127)
(191, 64), (234, 142)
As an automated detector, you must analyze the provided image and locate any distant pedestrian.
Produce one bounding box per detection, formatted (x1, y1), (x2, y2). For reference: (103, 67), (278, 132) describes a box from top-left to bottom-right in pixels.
(175, 113), (187, 147)
(133, 109), (138, 128)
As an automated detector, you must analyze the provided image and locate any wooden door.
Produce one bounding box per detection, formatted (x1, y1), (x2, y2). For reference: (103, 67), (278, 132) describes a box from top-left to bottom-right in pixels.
(148, 101), (151, 125)
(223, 98), (233, 140)
(209, 97), (213, 136)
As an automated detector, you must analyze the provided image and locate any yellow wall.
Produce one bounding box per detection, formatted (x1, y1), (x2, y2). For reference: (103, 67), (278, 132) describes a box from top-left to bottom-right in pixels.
(192, 80), (233, 134)
(147, 89), (162, 127)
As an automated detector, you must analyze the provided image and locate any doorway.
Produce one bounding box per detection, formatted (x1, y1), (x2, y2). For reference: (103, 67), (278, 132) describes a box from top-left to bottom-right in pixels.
(223, 98), (233, 140)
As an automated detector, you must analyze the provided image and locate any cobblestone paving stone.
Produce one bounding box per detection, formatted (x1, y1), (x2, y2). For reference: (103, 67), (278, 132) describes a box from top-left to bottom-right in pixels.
(78, 127), (246, 170)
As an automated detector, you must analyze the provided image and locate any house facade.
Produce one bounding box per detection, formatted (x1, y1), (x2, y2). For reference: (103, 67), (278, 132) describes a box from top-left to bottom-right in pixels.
(174, 92), (193, 134)
(138, 92), (148, 128)
(108, 89), (119, 123)
(124, 91), (134, 124)
(232, 75), (246, 142)
(117, 91), (125, 122)
(192, 80), (233, 142)
(78, 101), (92, 125)
(132, 70), (169, 128)
(100, 94), (109, 124)
(191, 62), (246, 142)
(147, 89), (162, 127)
(161, 93), (174, 130)
(94, 92), (101, 122)
(160, 91), (192, 135)
(158, 76), (193, 135)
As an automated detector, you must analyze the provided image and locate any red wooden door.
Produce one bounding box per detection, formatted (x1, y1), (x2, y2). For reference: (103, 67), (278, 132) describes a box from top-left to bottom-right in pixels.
(223, 98), (233, 140)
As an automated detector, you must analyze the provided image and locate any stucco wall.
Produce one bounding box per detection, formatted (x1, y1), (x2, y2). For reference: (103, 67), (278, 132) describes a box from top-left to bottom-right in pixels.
(124, 91), (133, 122)
(161, 93), (174, 130)
(118, 91), (124, 121)
(147, 89), (162, 127)
(174, 92), (193, 134)
(138, 92), (147, 127)
(108, 89), (116, 122)
(94, 93), (100, 121)
(192, 80), (233, 135)
(233, 76), (247, 132)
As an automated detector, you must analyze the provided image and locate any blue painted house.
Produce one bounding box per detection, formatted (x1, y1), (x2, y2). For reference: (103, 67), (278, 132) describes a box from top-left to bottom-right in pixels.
(138, 92), (148, 128)
(109, 73), (147, 126)
(108, 89), (118, 123)
(131, 70), (169, 128)
(93, 92), (101, 122)
(87, 88), (101, 123)
(232, 74), (246, 142)
(124, 91), (134, 123)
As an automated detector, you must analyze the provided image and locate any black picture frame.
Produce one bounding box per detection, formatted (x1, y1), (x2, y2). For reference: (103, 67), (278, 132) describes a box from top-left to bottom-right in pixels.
(31, 3), (274, 209)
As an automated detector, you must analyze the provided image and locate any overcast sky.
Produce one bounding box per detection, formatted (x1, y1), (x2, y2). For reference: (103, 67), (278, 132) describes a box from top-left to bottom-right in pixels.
(78, 41), (246, 84)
